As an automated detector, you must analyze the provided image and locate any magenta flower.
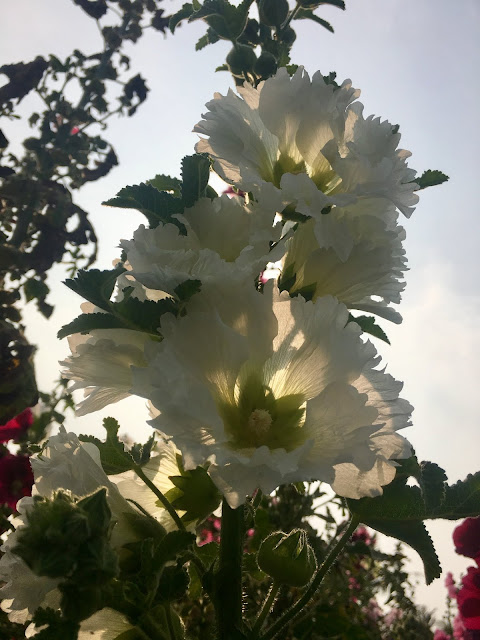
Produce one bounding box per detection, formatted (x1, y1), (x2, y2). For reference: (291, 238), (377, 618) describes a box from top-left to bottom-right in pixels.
(457, 567), (480, 631)
(0, 453), (34, 510)
(454, 518), (480, 565)
(0, 408), (33, 443)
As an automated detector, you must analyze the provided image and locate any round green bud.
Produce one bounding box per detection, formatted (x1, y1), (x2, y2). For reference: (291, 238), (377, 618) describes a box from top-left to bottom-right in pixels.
(254, 51), (278, 79)
(257, 529), (317, 587)
(279, 26), (297, 46)
(259, 0), (289, 28)
(226, 45), (257, 78)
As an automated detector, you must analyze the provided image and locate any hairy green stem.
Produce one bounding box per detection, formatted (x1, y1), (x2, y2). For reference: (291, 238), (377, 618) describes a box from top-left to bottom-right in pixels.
(250, 581), (281, 637)
(259, 515), (360, 640)
(215, 498), (245, 639)
(132, 462), (186, 531)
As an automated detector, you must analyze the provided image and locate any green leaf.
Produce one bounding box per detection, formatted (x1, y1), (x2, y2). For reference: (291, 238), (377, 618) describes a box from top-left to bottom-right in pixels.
(103, 183), (185, 231)
(63, 265), (125, 312)
(196, 28), (221, 50)
(181, 154), (211, 207)
(414, 169), (449, 190)
(295, 9), (334, 32)
(169, 3), (194, 33)
(57, 312), (128, 340)
(24, 277), (49, 302)
(189, 0), (254, 41)
(79, 417), (133, 475)
(129, 434), (156, 466)
(152, 531), (196, 570)
(359, 517), (441, 585)
(147, 173), (182, 196)
(347, 483), (441, 584)
(348, 314), (390, 344)
(440, 472), (480, 520)
(173, 278), (202, 302)
(110, 295), (176, 335)
(419, 462), (447, 511)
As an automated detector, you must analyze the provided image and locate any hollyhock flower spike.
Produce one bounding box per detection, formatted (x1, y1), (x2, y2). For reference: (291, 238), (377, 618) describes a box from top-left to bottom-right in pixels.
(132, 284), (412, 507)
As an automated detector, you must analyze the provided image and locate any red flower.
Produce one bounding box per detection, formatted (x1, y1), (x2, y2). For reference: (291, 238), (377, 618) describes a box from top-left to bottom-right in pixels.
(457, 567), (480, 630)
(0, 453), (34, 510)
(0, 408), (33, 443)
(454, 518), (480, 564)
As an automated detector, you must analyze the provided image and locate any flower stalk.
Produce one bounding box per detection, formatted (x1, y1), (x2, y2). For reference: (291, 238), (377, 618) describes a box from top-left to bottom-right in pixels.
(215, 498), (246, 639)
(131, 461), (186, 532)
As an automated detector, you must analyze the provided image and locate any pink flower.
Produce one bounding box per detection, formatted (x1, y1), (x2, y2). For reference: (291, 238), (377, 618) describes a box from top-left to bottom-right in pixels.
(453, 613), (466, 639)
(352, 526), (375, 546)
(434, 630), (452, 640)
(0, 453), (34, 510)
(446, 572), (459, 599)
(70, 126), (80, 135)
(0, 408), (33, 443)
(457, 567), (480, 630)
(454, 518), (480, 565)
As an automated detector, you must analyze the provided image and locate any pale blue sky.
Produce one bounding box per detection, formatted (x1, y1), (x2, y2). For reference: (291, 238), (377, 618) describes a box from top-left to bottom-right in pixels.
(2, 0), (479, 617)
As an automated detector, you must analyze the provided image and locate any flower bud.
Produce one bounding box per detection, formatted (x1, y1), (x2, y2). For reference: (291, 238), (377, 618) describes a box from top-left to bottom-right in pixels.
(254, 51), (278, 80)
(259, 0), (289, 27)
(257, 529), (317, 587)
(226, 45), (257, 78)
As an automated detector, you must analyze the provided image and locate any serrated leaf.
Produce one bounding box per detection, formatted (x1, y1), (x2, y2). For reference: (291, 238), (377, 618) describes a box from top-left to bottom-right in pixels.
(440, 472), (480, 520)
(414, 169), (449, 190)
(347, 468), (480, 583)
(169, 2), (194, 33)
(110, 295), (176, 335)
(147, 173), (182, 196)
(348, 314), (390, 344)
(153, 531), (196, 570)
(130, 434), (156, 465)
(174, 278), (202, 302)
(295, 9), (334, 32)
(57, 312), (128, 340)
(362, 518), (441, 584)
(181, 154), (211, 207)
(347, 483), (440, 583)
(419, 462), (447, 511)
(63, 265), (125, 312)
(79, 417), (133, 475)
(189, 0), (253, 40)
(103, 183), (185, 230)
(196, 28), (221, 50)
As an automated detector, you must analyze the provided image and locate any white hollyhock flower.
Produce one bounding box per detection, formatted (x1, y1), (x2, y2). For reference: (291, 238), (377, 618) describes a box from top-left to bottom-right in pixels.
(281, 213), (407, 323)
(0, 430), (180, 623)
(78, 608), (136, 639)
(0, 499), (61, 624)
(132, 286), (412, 507)
(195, 67), (418, 259)
(60, 327), (150, 416)
(120, 193), (281, 300)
